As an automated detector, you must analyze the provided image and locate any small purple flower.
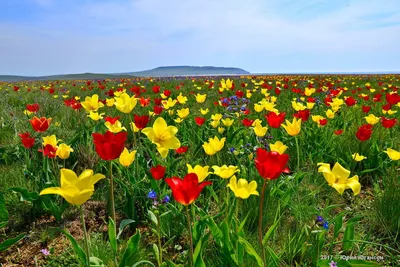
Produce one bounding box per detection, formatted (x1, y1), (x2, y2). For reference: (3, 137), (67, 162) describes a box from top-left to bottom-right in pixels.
(162, 195), (171, 204)
(40, 248), (50, 256)
(229, 147), (236, 153)
(329, 260), (337, 267)
(316, 216), (324, 223)
(323, 221), (329, 230)
(147, 190), (157, 199)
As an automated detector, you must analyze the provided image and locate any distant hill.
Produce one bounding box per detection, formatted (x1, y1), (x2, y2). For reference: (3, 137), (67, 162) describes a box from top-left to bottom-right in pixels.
(0, 66), (249, 82)
(123, 66), (250, 76)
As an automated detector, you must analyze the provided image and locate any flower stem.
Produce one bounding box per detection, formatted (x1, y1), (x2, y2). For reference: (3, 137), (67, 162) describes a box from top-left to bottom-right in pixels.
(258, 179), (267, 266)
(295, 135), (300, 171)
(185, 205), (194, 267)
(156, 183), (163, 265)
(80, 205), (90, 267)
(109, 161), (117, 236)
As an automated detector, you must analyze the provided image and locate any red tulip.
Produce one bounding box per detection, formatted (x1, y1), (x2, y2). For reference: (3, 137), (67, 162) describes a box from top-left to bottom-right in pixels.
(29, 116), (51, 132)
(293, 110), (310, 121)
(153, 106), (163, 115)
(18, 132), (35, 148)
(381, 117), (397, 128)
(362, 105), (371, 113)
(104, 116), (120, 124)
(356, 124), (373, 141)
(235, 90), (244, 98)
(254, 149), (290, 180)
(133, 115), (150, 129)
(92, 131), (127, 160)
(139, 97), (151, 107)
(382, 103), (392, 111)
(163, 90), (171, 97)
(154, 98), (162, 105)
(319, 119), (328, 126)
(175, 146), (188, 154)
(152, 86), (160, 94)
(386, 93), (400, 105)
(265, 112), (285, 128)
(165, 173), (212, 205)
(242, 118), (254, 127)
(194, 117), (206, 126)
(345, 97), (357, 106)
(38, 144), (57, 158)
(334, 129), (343, 135)
(150, 165), (166, 180)
(26, 104), (40, 112)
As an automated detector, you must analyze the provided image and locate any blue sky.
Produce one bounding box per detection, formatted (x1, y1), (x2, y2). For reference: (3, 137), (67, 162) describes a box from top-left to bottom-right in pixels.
(1, 0), (399, 75)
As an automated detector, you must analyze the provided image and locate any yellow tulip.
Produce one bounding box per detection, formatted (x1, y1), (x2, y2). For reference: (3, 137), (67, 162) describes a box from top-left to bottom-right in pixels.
(177, 93), (188, 104)
(352, 153), (367, 161)
(114, 93), (137, 113)
(40, 168), (105, 205)
(202, 136), (226, 156)
(42, 135), (58, 147)
(292, 101), (306, 111)
(212, 165), (239, 179)
(195, 94), (207, 103)
(174, 117), (184, 123)
(254, 103), (264, 113)
(252, 121), (268, 137)
(162, 98), (177, 109)
(119, 148), (137, 167)
(364, 114), (380, 125)
(307, 102), (315, 109)
(270, 141), (288, 155)
(200, 108), (209, 115)
(317, 162), (361, 195)
(23, 110), (33, 116)
(106, 98), (115, 107)
(211, 113), (223, 121)
(227, 176), (258, 199)
(384, 148), (400, 161)
(142, 117), (181, 158)
(81, 94), (104, 112)
(87, 111), (105, 121)
(177, 108), (190, 119)
(187, 164), (212, 182)
(105, 120), (127, 133)
(221, 118), (234, 127)
(210, 120), (220, 128)
(218, 127), (225, 134)
(326, 109), (335, 119)
(56, 143), (74, 159)
(282, 117), (301, 136)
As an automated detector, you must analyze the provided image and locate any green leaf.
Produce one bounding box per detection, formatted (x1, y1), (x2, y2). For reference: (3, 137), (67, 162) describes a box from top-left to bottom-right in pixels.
(343, 223), (355, 251)
(262, 214), (282, 246)
(8, 187), (39, 202)
(334, 215), (343, 239)
(108, 217), (117, 255)
(193, 233), (210, 267)
(117, 219), (135, 240)
(0, 233), (25, 252)
(238, 237), (263, 267)
(119, 229), (141, 267)
(0, 193), (9, 227)
(63, 230), (88, 266)
(148, 210), (158, 225)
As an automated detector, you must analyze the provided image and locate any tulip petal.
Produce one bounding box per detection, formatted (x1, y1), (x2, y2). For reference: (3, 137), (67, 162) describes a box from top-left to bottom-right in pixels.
(346, 175), (361, 196)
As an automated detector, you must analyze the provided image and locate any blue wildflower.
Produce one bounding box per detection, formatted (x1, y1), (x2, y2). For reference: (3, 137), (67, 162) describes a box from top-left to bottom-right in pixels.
(323, 221), (329, 230)
(316, 216), (324, 223)
(147, 190), (157, 199)
(162, 195), (171, 204)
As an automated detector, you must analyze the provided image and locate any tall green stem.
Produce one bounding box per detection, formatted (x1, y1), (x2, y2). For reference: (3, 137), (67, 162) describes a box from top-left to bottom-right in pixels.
(258, 179), (267, 266)
(185, 205), (194, 267)
(295, 135), (300, 171)
(80, 205), (90, 267)
(109, 161), (116, 236)
(156, 183), (163, 265)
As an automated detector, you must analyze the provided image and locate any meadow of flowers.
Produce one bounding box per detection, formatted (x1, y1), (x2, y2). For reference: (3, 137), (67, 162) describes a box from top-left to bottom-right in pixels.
(0, 75), (399, 266)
